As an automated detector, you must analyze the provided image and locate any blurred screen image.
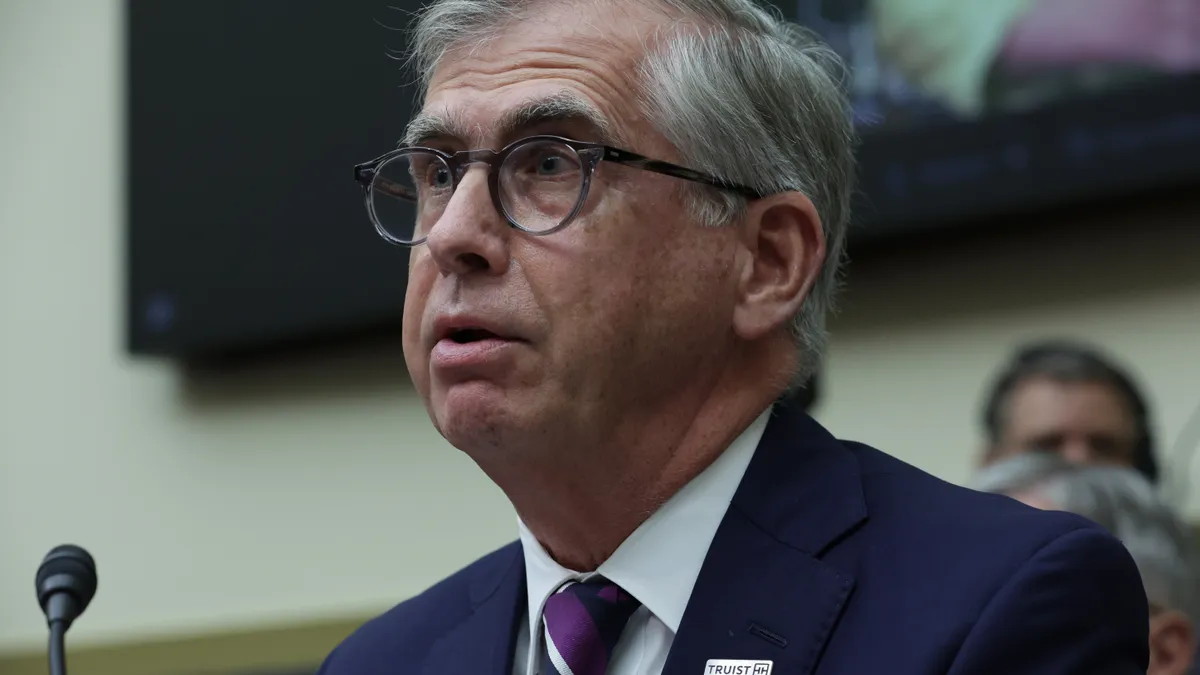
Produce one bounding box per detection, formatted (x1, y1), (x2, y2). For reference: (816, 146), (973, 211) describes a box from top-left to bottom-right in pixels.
(797, 0), (1200, 131)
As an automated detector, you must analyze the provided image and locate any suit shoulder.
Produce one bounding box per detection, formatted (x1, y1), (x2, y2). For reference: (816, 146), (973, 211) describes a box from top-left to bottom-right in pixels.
(830, 441), (1143, 656)
(317, 541), (522, 675)
(945, 522), (1149, 673)
(843, 441), (1109, 557)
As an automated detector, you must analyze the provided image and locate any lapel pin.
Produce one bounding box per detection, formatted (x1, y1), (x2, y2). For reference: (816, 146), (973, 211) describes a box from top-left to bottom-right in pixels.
(704, 659), (773, 675)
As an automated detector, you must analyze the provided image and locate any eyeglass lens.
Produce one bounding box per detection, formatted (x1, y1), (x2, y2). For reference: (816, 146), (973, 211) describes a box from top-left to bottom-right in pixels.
(368, 138), (587, 244)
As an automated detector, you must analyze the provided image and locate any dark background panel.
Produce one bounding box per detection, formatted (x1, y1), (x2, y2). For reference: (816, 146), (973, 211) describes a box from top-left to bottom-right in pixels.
(852, 76), (1200, 240)
(127, 0), (418, 358)
(125, 0), (1200, 363)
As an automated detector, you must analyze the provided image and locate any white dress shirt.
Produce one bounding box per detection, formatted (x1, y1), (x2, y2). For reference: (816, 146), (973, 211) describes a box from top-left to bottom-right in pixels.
(511, 409), (770, 675)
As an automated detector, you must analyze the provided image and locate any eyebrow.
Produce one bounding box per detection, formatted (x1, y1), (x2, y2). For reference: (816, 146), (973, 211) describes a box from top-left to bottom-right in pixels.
(401, 91), (618, 148)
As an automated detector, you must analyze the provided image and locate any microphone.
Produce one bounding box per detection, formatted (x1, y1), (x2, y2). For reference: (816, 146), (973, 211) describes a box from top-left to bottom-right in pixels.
(35, 545), (97, 675)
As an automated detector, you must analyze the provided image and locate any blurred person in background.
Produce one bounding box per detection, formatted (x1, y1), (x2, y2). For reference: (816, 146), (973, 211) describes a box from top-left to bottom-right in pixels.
(976, 454), (1199, 675)
(979, 339), (1161, 483)
(321, 1), (1149, 673)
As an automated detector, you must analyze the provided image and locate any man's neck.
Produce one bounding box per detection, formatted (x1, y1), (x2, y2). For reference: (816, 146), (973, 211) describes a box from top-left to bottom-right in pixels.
(501, 375), (780, 572)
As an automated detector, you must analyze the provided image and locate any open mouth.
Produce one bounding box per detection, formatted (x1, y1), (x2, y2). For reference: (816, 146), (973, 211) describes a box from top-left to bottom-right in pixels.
(446, 328), (501, 344)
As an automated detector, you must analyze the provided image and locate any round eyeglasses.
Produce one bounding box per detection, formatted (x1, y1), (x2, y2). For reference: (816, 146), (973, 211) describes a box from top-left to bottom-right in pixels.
(353, 135), (764, 247)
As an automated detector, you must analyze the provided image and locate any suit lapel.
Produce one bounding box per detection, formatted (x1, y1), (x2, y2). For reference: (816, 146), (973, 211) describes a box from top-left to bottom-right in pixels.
(421, 544), (526, 675)
(663, 400), (868, 675)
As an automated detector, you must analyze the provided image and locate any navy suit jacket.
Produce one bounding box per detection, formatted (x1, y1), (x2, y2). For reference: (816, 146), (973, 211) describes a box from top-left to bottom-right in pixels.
(318, 400), (1149, 675)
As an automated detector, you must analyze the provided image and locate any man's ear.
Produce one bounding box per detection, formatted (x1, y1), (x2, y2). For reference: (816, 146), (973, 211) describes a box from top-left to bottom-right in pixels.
(1149, 609), (1197, 675)
(731, 191), (825, 341)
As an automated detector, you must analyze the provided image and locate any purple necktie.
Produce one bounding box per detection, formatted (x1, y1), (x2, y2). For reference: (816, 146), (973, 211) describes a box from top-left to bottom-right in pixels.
(540, 578), (641, 675)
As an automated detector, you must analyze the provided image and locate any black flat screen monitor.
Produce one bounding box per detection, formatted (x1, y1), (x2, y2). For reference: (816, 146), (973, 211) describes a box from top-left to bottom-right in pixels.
(126, 0), (1200, 359)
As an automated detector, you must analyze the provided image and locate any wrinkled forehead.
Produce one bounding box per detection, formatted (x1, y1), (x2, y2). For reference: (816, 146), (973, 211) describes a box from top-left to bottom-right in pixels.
(405, 90), (621, 150)
(408, 1), (671, 150)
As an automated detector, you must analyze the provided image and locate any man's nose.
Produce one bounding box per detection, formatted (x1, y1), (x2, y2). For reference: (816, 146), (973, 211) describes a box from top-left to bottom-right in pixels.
(1060, 440), (1097, 466)
(424, 167), (510, 277)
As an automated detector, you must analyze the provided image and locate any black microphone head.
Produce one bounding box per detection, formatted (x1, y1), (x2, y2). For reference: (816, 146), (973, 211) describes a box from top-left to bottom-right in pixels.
(36, 544), (97, 628)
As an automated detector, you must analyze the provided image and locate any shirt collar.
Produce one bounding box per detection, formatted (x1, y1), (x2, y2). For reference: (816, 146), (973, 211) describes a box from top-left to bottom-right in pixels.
(518, 408), (771, 636)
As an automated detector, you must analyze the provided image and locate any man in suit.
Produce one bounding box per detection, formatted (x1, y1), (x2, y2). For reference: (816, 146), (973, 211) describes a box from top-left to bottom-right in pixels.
(328, 0), (1149, 673)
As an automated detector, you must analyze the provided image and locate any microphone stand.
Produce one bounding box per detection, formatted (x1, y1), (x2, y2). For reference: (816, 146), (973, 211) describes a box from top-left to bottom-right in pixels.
(48, 620), (67, 675)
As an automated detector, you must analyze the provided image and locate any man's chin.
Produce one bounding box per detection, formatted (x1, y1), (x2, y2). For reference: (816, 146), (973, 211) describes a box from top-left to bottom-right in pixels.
(431, 380), (517, 450)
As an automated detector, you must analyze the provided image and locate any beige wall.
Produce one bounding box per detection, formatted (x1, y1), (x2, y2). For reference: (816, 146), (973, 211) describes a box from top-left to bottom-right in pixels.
(821, 199), (1200, 493)
(3, 0), (1199, 656)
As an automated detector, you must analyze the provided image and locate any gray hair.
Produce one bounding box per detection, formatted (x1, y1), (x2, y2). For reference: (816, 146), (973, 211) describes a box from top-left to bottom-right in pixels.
(404, 0), (857, 383)
(974, 453), (1200, 619)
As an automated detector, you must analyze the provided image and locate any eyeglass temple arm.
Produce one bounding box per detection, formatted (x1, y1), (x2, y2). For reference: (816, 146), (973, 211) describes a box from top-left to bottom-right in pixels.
(355, 164), (413, 200)
(601, 147), (764, 199)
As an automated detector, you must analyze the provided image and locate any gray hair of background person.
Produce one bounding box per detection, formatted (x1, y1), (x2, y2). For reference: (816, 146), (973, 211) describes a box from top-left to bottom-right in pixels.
(979, 339), (1159, 482)
(974, 453), (1200, 620)
(404, 0), (858, 384)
